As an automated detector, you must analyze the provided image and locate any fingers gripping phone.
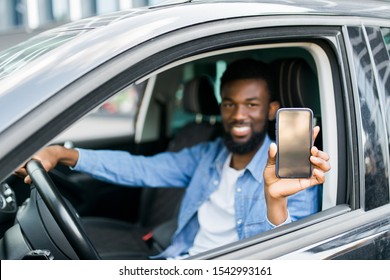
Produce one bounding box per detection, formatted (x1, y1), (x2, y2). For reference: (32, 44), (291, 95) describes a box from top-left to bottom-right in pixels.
(276, 108), (313, 178)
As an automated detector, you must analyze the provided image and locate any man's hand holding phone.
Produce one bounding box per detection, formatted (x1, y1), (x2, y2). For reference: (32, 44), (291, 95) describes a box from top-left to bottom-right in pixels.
(263, 125), (331, 226)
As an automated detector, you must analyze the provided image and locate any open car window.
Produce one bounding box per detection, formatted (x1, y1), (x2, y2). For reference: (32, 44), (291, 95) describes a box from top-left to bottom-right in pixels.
(131, 42), (338, 212)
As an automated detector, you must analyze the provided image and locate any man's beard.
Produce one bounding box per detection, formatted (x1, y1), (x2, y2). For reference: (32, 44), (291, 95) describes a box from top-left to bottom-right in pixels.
(223, 129), (266, 155)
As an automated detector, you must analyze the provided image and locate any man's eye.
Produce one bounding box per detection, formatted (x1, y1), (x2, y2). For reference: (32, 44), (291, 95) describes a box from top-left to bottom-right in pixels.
(223, 103), (234, 108)
(247, 103), (258, 108)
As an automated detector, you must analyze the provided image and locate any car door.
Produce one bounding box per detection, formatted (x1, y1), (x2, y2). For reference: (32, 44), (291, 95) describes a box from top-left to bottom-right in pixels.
(2, 2), (390, 260)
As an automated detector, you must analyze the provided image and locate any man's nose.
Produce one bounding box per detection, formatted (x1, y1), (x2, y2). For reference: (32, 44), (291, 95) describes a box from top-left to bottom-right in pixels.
(232, 104), (247, 120)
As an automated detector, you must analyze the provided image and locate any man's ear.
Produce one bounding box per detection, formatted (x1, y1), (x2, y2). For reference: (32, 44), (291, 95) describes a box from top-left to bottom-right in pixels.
(268, 101), (280, 121)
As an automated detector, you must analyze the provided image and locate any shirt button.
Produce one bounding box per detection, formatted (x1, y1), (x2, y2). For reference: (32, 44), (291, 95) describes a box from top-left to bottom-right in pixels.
(237, 188), (242, 192)
(237, 219), (243, 225)
(213, 180), (219, 185)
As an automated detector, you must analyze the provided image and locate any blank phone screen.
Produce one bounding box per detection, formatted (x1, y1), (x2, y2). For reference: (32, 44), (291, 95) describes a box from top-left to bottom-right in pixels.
(276, 109), (313, 178)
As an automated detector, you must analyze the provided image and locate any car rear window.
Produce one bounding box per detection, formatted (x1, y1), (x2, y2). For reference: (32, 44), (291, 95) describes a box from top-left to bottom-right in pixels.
(382, 27), (390, 57)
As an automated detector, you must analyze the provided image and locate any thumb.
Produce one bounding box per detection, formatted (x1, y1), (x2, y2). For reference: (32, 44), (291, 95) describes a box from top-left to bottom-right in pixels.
(264, 142), (278, 185)
(267, 142), (277, 166)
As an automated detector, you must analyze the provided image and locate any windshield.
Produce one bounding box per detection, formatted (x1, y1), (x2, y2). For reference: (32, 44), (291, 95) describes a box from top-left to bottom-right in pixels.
(0, 8), (152, 81)
(0, 29), (89, 81)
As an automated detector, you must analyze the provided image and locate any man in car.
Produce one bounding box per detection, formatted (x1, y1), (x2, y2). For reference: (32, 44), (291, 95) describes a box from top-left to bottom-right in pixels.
(16, 59), (331, 259)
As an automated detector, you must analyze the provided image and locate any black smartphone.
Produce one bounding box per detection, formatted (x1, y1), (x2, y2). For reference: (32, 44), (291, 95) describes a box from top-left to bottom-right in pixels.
(276, 108), (313, 178)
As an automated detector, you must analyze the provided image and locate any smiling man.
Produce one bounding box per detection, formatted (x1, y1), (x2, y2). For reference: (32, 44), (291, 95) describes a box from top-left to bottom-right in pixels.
(220, 61), (280, 168)
(16, 58), (331, 259)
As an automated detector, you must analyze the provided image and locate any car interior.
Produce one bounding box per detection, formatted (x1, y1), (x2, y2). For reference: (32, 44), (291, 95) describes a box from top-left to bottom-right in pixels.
(1, 41), (341, 259)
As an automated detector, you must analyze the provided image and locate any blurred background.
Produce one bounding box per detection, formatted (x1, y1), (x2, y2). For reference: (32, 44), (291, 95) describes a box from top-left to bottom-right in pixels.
(0, 0), (167, 51)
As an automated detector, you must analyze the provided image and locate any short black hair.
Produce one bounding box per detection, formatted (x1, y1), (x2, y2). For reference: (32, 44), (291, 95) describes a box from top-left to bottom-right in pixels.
(220, 58), (276, 101)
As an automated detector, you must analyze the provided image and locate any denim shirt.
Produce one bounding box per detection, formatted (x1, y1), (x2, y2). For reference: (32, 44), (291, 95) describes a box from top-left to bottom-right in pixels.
(74, 135), (320, 258)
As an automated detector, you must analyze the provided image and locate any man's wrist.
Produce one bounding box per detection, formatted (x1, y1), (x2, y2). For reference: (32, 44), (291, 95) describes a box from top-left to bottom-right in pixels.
(265, 196), (288, 226)
(57, 145), (79, 167)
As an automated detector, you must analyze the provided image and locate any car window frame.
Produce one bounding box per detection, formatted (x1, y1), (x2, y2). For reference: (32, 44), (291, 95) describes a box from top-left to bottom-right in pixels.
(88, 25), (347, 258)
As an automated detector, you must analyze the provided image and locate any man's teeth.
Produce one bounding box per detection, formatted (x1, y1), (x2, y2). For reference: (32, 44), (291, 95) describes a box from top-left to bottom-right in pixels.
(232, 126), (250, 136)
(234, 126), (249, 132)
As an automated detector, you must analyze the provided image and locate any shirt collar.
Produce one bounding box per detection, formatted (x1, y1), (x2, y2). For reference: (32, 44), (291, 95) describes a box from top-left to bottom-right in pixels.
(214, 140), (230, 174)
(214, 135), (272, 183)
(246, 135), (272, 184)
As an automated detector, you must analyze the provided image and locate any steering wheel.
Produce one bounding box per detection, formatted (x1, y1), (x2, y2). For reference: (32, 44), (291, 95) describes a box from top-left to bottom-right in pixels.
(26, 159), (100, 260)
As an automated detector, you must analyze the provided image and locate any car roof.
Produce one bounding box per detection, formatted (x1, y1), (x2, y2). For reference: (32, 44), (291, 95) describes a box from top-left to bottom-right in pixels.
(4, 1), (390, 38)
(48, 0), (390, 31)
(191, 0), (390, 18)
(0, 0), (389, 134)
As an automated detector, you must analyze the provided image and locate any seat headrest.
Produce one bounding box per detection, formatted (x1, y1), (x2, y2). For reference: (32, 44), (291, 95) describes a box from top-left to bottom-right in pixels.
(183, 75), (220, 116)
(272, 59), (321, 116)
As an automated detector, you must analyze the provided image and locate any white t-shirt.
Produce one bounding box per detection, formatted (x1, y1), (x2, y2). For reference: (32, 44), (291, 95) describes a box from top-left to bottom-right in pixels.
(188, 154), (244, 256)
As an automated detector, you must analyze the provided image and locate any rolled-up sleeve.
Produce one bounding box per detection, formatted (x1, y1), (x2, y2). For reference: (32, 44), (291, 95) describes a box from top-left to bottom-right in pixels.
(264, 211), (292, 231)
(72, 143), (212, 188)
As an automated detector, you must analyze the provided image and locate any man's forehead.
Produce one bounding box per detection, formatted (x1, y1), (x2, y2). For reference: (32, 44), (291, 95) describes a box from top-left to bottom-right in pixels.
(222, 78), (268, 88)
(221, 79), (270, 97)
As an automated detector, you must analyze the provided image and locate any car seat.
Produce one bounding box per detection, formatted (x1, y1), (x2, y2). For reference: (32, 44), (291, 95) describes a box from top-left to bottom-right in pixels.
(81, 75), (222, 259)
(270, 58), (321, 145)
